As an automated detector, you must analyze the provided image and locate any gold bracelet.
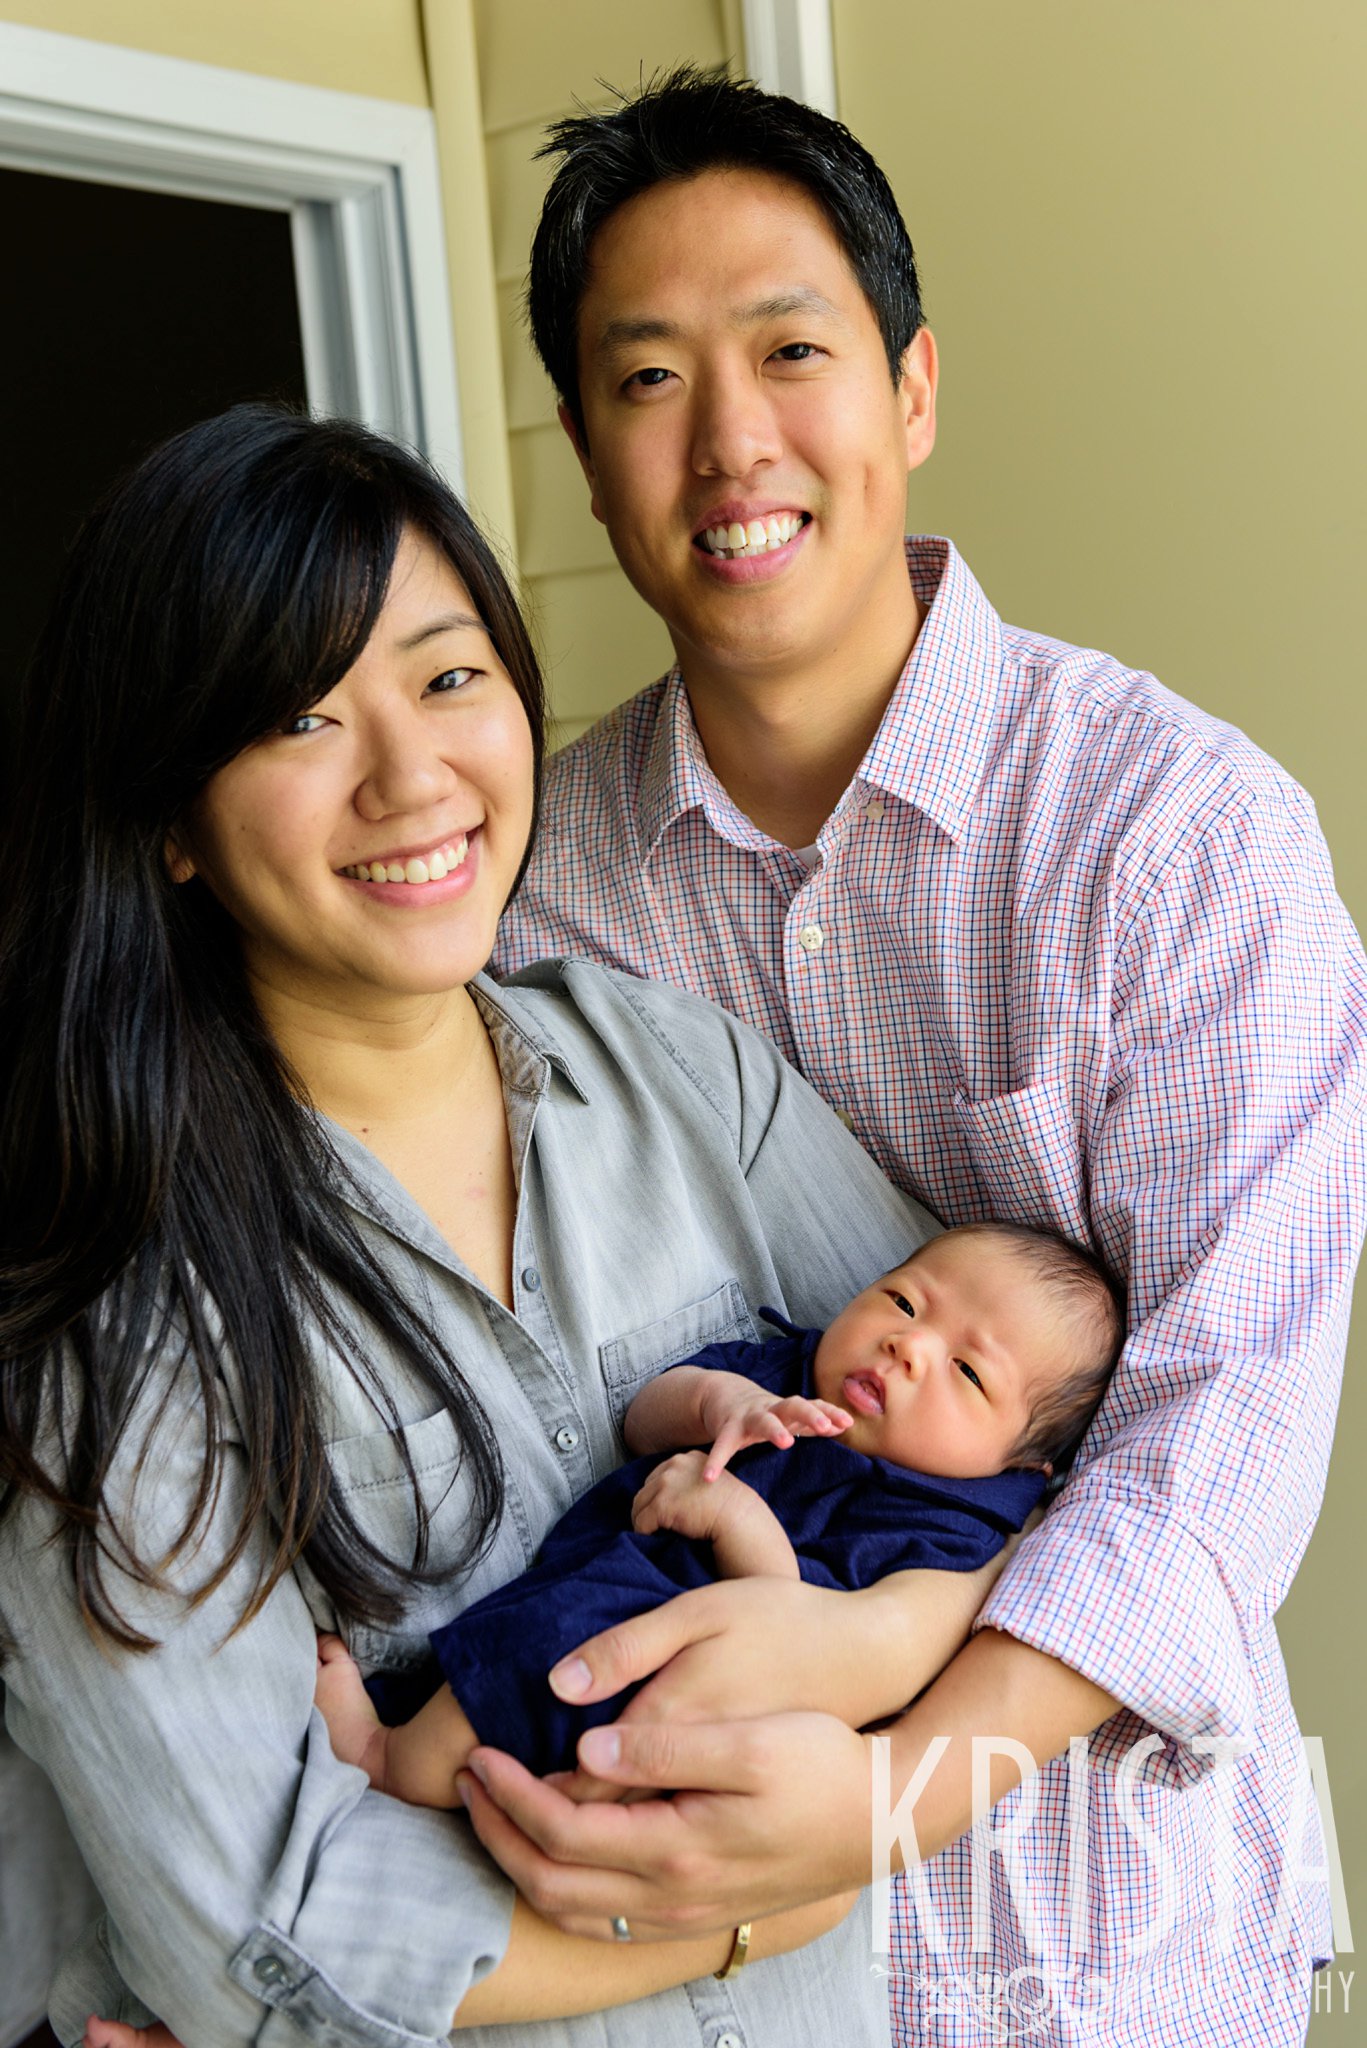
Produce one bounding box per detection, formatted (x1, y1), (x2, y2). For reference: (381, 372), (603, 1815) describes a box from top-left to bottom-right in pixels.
(715, 1921), (752, 1980)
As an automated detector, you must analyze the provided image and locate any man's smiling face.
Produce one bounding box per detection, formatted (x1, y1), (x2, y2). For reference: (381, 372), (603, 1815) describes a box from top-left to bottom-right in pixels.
(564, 167), (936, 696)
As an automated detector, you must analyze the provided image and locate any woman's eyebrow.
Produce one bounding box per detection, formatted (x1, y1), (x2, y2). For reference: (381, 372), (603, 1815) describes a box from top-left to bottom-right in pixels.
(397, 610), (485, 651)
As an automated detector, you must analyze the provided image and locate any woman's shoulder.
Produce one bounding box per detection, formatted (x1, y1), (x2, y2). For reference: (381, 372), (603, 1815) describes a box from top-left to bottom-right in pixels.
(484, 956), (793, 1136)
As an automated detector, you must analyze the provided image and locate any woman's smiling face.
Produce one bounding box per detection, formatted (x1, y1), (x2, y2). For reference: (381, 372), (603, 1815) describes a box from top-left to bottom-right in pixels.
(170, 527), (536, 1013)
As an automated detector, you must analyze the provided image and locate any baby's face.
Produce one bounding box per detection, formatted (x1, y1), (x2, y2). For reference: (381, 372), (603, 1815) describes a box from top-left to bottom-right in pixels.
(813, 1233), (1059, 1476)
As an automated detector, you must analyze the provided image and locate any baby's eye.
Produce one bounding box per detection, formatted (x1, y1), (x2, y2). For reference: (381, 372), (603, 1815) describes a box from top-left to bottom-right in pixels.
(281, 711), (328, 736)
(889, 1292), (915, 1319)
(427, 668), (474, 694)
(957, 1361), (984, 1391)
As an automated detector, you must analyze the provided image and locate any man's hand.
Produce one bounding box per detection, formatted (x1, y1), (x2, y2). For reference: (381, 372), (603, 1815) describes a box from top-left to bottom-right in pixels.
(699, 1389), (851, 1478)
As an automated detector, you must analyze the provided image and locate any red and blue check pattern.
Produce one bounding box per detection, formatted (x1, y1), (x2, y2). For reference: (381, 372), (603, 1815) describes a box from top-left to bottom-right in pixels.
(497, 538), (1367, 2044)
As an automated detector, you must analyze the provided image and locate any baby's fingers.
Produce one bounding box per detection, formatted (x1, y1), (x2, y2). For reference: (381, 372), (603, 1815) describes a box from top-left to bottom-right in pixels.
(702, 1413), (754, 1478)
(803, 1398), (854, 1434)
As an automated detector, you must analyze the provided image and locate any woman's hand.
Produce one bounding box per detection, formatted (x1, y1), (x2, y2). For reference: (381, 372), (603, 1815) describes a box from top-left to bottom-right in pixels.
(459, 1709), (876, 1942)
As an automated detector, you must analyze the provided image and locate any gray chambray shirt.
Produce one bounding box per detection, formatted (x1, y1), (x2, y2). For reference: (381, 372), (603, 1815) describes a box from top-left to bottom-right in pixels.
(1, 962), (937, 2048)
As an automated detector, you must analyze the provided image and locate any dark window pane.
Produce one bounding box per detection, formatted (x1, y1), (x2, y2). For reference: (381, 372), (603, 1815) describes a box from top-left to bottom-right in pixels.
(0, 164), (308, 729)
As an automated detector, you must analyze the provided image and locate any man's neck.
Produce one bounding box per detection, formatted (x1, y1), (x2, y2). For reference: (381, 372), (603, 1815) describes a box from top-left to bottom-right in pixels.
(683, 591), (925, 848)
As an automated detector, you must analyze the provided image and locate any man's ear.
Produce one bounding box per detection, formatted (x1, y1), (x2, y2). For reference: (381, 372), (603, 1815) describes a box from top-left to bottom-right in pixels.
(163, 832), (195, 885)
(557, 401), (605, 525)
(898, 325), (938, 477)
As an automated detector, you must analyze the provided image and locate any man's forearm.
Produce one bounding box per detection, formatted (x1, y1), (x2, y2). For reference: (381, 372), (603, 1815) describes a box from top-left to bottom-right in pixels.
(876, 1626), (1121, 1868)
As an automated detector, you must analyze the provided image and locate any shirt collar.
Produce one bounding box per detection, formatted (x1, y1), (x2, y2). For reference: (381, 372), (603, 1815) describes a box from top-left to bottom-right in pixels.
(860, 538), (1005, 842)
(316, 971), (589, 1265)
(638, 666), (780, 859)
(468, 969), (591, 1102)
(637, 537), (1005, 855)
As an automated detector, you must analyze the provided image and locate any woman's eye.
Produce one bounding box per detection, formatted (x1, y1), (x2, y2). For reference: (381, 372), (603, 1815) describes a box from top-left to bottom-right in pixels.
(281, 711), (328, 736)
(889, 1292), (915, 1319)
(427, 668), (474, 694)
(957, 1361), (984, 1391)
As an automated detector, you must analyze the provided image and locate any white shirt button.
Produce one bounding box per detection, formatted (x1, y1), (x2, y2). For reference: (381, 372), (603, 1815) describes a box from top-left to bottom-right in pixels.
(554, 1426), (580, 1453)
(864, 798), (886, 820)
(521, 1266), (541, 1292)
(797, 923), (825, 952)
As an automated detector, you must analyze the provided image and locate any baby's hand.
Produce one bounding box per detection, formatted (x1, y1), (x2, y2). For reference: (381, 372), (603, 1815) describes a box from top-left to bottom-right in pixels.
(632, 1449), (746, 1542)
(703, 1392), (852, 1478)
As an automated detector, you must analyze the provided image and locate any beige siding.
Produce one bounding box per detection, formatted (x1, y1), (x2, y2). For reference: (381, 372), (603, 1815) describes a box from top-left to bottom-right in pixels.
(0, 0), (429, 101)
(473, 0), (744, 745)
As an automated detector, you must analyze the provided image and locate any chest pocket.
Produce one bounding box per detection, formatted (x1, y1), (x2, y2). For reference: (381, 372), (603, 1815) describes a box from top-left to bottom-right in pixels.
(950, 1077), (1091, 1240)
(321, 1407), (533, 1668)
(599, 1279), (759, 1435)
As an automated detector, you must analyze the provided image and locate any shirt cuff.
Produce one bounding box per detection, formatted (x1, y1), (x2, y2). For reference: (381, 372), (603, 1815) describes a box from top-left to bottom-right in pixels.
(974, 1472), (1258, 1782)
(228, 1777), (513, 2048)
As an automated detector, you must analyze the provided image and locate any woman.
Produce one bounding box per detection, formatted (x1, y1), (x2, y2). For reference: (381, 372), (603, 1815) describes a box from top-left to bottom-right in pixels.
(0, 408), (981, 2046)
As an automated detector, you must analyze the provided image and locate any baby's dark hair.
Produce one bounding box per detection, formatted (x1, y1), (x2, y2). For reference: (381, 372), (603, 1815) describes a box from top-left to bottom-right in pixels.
(932, 1221), (1126, 1469)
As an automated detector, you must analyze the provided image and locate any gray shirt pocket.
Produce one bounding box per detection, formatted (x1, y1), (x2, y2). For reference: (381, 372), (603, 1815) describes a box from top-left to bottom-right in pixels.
(599, 1279), (759, 1434)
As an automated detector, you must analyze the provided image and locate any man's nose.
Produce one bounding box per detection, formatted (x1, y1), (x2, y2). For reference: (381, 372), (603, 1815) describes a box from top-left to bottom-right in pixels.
(690, 366), (782, 478)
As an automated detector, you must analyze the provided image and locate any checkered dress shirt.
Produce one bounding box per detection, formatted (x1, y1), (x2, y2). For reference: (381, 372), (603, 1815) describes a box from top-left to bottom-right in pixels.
(496, 537), (1367, 2044)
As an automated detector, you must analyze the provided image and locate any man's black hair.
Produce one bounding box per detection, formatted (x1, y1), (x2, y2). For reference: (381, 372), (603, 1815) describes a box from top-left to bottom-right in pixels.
(528, 64), (924, 440)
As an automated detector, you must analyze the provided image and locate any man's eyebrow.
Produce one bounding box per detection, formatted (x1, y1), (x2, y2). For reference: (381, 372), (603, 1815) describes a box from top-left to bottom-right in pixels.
(594, 288), (848, 364)
(739, 287), (847, 326)
(395, 610), (485, 651)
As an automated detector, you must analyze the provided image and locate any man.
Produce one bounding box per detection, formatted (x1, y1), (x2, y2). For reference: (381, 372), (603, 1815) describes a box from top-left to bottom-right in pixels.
(485, 68), (1367, 2046)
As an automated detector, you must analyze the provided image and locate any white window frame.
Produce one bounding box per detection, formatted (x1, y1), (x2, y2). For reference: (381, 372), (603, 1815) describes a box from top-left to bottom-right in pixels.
(742, 0), (837, 114)
(0, 21), (464, 488)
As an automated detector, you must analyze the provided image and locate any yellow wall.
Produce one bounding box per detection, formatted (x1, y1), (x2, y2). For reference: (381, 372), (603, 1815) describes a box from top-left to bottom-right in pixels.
(471, 0), (744, 743)
(0, 0), (429, 100)
(835, 4), (1365, 2034)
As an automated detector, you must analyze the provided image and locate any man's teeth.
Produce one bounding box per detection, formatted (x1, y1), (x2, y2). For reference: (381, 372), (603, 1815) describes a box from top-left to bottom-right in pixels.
(700, 512), (804, 558)
(342, 836), (468, 884)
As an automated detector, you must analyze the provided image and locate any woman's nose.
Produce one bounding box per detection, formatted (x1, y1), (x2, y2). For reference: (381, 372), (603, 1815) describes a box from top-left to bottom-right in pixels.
(690, 368), (782, 479)
(354, 711), (455, 821)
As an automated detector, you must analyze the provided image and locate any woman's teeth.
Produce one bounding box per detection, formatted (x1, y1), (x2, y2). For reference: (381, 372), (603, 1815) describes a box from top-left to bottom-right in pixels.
(342, 836), (468, 885)
(700, 512), (805, 559)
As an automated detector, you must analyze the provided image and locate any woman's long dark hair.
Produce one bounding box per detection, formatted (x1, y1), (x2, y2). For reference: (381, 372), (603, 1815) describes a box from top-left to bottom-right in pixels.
(0, 406), (545, 1649)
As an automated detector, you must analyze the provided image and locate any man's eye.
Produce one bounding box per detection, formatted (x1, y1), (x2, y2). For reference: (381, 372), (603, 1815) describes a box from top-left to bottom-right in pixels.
(957, 1361), (984, 1391)
(281, 712), (327, 736)
(626, 366), (673, 391)
(427, 668), (474, 694)
(889, 1292), (915, 1318)
(772, 342), (821, 362)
